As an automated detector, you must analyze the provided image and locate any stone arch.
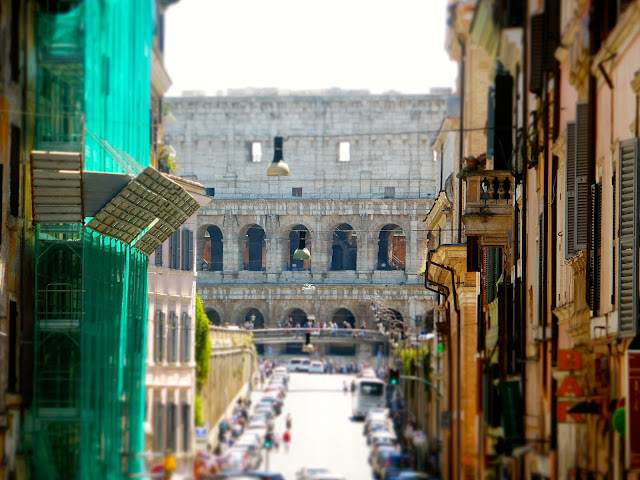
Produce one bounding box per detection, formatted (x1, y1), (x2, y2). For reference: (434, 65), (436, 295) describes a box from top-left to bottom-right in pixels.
(330, 223), (357, 271)
(285, 308), (309, 327)
(332, 307), (356, 328)
(202, 225), (223, 271)
(206, 308), (221, 326)
(376, 224), (406, 271)
(241, 224), (266, 271)
(239, 307), (265, 329)
(288, 224), (311, 271)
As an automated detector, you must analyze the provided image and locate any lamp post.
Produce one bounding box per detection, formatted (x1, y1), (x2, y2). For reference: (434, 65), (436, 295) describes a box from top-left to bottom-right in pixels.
(267, 136), (290, 177)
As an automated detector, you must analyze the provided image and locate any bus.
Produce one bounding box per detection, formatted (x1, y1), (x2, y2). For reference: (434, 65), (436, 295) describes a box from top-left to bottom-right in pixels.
(352, 378), (386, 419)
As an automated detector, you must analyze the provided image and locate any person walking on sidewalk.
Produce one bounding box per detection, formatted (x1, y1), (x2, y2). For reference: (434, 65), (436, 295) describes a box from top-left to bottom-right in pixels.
(283, 429), (291, 452)
(285, 412), (292, 430)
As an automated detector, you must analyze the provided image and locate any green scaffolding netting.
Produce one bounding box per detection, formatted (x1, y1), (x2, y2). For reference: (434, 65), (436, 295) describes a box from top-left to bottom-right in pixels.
(35, 0), (153, 173)
(32, 225), (148, 480)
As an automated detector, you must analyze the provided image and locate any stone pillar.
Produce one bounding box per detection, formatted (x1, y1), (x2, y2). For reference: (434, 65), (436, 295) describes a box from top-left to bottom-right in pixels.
(406, 214), (419, 274)
(312, 215), (328, 274)
(224, 214), (239, 273)
(357, 213), (372, 273)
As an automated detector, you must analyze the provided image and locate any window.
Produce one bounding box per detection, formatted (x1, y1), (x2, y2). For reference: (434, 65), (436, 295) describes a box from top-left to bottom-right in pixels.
(338, 141), (350, 162)
(384, 187), (396, 199)
(155, 245), (163, 266)
(359, 382), (383, 396)
(182, 229), (193, 271)
(155, 311), (165, 363)
(589, 182), (601, 313)
(251, 141), (262, 162)
(167, 403), (177, 452)
(206, 187), (215, 197)
(292, 188), (302, 197)
(168, 311), (178, 363)
(181, 313), (191, 363)
(154, 403), (165, 451)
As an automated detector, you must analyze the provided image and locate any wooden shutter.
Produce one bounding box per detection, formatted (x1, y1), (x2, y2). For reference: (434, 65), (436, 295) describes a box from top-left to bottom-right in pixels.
(10, 126), (20, 217)
(477, 293), (485, 352)
(590, 183), (601, 313)
(154, 403), (165, 451)
(182, 313), (191, 363)
(155, 310), (164, 363)
(544, 0), (560, 69)
(618, 139), (639, 334)
(494, 73), (514, 171)
(155, 245), (163, 266)
(170, 230), (180, 269)
(169, 311), (178, 363)
(575, 102), (590, 251)
(182, 403), (191, 452)
(539, 213), (545, 326)
(612, 171), (616, 305)
(565, 122), (576, 258)
(167, 403), (177, 451)
(529, 14), (544, 95)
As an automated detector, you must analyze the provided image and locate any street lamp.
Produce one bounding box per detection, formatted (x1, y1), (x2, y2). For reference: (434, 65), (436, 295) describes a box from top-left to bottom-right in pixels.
(267, 136), (290, 177)
(293, 230), (311, 260)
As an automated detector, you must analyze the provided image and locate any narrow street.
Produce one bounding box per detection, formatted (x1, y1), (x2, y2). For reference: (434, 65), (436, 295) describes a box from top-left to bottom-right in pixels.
(251, 373), (373, 480)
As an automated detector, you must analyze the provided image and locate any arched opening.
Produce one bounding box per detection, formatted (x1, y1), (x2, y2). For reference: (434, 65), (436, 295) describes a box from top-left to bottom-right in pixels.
(206, 309), (221, 326)
(244, 225), (266, 271)
(332, 308), (356, 328)
(240, 308), (264, 329)
(330, 224), (357, 271)
(286, 308), (309, 327)
(203, 225), (223, 271)
(377, 224), (406, 270)
(288, 225), (311, 271)
(388, 309), (405, 331)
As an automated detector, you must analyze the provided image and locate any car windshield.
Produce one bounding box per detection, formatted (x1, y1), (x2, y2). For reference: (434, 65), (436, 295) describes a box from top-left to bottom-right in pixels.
(359, 382), (384, 396)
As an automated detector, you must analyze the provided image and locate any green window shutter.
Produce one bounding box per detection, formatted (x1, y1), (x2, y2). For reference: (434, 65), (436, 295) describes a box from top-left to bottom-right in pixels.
(181, 313), (191, 363)
(499, 380), (524, 451)
(154, 403), (165, 451)
(170, 230), (180, 269)
(575, 102), (590, 251)
(182, 403), (191, 452)
(188, 230), (194, 271)
(618, 139), (639, 334)
(565, 122), (576, 258)
(483, 364), (501, 427)
(487, 86), (496, 160)
(155, 311), (165, 363)
(167, 403), (177, 451)
(155, 245), (163, 266)
(169, 311), (178, 363)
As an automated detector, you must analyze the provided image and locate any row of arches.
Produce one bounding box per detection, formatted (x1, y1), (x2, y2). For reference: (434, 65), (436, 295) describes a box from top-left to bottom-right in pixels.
(205, 306), (404, 329)
(202, 223), (407, 272)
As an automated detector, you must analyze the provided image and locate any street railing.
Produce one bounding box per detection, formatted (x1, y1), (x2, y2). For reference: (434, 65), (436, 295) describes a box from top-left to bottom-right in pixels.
(251, 327), (387, 343)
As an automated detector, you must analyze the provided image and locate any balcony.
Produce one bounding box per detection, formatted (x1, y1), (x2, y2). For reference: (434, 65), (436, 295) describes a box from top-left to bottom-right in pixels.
(459, 169), (514, 247)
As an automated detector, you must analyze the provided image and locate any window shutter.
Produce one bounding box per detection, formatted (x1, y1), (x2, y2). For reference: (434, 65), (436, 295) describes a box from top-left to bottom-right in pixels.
(169, 311), (178, 362)
(565, 122), (576, 258)
(498, 282), (507, 376)
(544, 0), (560, 70)
(10, 126), (20, 217)
(187, 230), (194, 271)
(170, 230), (180, 269)
(539, 213), (545, 326)
(182, 313), (191, 363)
(574, 102), (589, 251)
(612, 171), (616, 305)
(494, 73), (513, 171)
(155, 245), (163, 266)
(182, 403), (191, 452)
(483, 364), (501, 427)
(487, 86), (496, 160)
(155, 310), (165, 363)
(589, 182), (601, 313)
(167, 403), (177, 451)
(529, 14), (544, 95)
(477, 293), (485, 352)
(154, 403), (165, 451)
(618, 139), (639, 334)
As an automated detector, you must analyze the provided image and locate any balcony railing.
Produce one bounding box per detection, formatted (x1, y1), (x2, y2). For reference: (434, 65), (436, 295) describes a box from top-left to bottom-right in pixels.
(460, 169), (514, 246)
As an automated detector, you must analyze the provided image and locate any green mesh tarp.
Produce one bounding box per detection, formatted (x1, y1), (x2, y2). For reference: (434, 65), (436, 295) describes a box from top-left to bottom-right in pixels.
(32, 225), (148, 480)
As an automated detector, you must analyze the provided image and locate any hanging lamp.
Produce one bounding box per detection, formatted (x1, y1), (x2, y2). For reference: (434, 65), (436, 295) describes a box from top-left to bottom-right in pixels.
(266, 136), (290, 176)
(293, 230), (311, 260)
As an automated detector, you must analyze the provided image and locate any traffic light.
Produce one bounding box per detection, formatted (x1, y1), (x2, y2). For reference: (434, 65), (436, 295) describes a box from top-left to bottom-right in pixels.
(389, 368), (399, 385)
(264, 432), (273, 449)
(305, 332), (311, 345)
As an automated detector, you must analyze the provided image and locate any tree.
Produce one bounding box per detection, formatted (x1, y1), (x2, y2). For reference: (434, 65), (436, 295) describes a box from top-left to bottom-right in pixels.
(194, 294), (211, 425)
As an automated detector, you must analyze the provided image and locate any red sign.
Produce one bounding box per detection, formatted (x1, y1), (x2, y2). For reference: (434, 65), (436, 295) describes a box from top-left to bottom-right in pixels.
(629, 351), (640, 470)
(556, 350), (586, 423)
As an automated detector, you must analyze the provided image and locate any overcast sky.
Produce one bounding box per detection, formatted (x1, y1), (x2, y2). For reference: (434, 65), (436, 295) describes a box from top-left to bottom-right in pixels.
(164, 0), (458, 96)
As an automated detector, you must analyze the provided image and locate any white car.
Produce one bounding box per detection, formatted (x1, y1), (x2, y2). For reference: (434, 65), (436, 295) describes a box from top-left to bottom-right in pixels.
(295, 467), (332, 480)
(298, 359), (311, 372)
(309, 361), (324, 373)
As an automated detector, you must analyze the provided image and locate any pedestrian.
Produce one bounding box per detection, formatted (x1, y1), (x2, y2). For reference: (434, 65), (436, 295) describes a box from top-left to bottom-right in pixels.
(285, 412), (292, 430)
(283, 429), (291, 452)
(273, 431), (281, 452)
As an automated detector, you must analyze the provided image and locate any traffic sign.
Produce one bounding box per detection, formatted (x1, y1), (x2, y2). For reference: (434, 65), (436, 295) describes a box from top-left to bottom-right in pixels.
(195, 427), (208, 443)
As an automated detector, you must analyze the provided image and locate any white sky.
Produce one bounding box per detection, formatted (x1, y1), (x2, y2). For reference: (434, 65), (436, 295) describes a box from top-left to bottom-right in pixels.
(164, 0), (458, 96)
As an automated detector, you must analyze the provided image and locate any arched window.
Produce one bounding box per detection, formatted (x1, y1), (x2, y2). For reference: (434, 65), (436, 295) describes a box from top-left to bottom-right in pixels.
(332, 308), (356, 328)
(289, 225), (311, 271)
(241, 308), (265, 329)
(244, 225), (266, 271)
(286, 308), (309, 327)
(206, 309), (221, 326)
(203, 226), (223, 271)
(330, 224), (357, 271)
(377, 224), (406, 270)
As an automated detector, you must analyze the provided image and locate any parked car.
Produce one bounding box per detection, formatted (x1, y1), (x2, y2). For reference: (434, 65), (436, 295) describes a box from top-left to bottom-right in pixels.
(259, 396), (283, 414)
(287, 358), (303, 372)
(366, 421), (395, 444)
(210, 471), (286, 480)
(298, 359), (311, 372)
(375, 450), (412, 480)
(295, 466), (332, 480)
(309, 361), (324, 373)
(386, 472), (429, 480)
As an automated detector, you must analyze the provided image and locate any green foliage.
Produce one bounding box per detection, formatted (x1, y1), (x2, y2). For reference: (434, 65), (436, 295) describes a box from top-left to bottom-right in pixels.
(195, 393), (204, 426)
(399, 344), (433, 401)
(195, 295), (211, 391)
(166, 155), (177, 173)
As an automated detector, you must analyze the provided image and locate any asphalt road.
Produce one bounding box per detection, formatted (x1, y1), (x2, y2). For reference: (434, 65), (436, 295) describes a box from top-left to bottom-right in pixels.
(250, 372), (373, 480)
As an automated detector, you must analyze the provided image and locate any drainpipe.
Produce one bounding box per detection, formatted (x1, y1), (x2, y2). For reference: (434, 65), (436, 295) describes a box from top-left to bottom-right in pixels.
(426, 251), (461, 480)
(457, 36), (466, 245)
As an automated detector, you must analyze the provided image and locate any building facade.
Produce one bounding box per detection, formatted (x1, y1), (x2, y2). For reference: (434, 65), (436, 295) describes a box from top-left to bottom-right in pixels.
(164, 92), (447, 354)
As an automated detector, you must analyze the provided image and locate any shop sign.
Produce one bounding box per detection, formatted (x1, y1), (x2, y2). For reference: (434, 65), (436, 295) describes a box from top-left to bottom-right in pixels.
(628, 350), (640, 470)
(556, 350), (586, 423)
